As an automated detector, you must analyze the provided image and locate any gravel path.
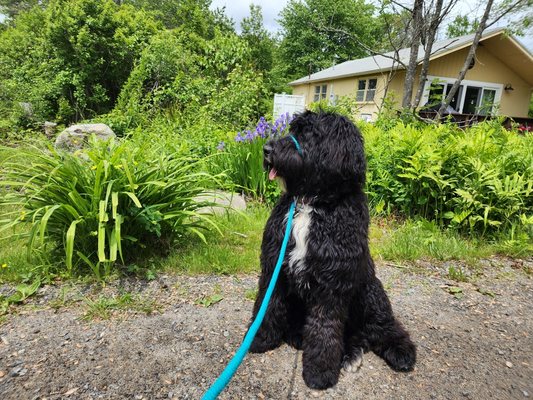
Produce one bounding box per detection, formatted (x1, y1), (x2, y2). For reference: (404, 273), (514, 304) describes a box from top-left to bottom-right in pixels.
(0, 258), (532, 400)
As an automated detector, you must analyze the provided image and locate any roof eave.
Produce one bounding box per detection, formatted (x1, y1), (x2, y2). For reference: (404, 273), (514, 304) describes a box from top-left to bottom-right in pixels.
(288, 66), (398, 86)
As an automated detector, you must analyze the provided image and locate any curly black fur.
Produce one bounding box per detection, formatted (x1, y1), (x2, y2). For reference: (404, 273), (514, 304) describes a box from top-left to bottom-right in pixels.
(249, 110), (416, 390)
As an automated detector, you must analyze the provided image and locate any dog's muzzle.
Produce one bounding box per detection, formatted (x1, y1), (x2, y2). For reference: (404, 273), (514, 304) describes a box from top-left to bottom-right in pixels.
(263, 143), (278, 180)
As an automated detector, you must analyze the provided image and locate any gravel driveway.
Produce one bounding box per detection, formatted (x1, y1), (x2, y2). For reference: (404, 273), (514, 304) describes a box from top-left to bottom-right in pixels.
(0, 258), (531, 399)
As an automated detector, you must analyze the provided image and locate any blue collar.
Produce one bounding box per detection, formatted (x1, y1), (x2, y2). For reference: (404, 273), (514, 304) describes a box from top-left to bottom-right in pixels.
(289, 135), (303, 156)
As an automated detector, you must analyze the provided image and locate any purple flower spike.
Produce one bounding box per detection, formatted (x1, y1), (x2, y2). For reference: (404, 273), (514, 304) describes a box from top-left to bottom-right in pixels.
(235, 132), (244, 142)
(216, 141), (225, 150)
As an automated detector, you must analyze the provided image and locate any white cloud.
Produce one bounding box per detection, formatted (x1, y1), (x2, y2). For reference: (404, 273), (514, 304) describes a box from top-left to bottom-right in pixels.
(210, 0), (288, 32)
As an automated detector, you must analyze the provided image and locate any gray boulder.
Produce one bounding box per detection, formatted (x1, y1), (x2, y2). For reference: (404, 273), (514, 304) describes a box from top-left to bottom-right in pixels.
(54, 123), (115, 152)
(195, 190), (247, 215)
(44, 121), (57, 139)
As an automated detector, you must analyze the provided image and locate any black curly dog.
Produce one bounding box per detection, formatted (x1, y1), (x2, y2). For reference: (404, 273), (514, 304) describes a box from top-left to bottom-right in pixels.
(249, 110), (416, 390)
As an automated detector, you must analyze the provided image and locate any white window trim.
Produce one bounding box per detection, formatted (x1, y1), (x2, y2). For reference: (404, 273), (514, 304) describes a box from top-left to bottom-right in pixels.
(356, 77), (378, 103)
(313, 84), (328, 102)
(421, 75), (503, 114)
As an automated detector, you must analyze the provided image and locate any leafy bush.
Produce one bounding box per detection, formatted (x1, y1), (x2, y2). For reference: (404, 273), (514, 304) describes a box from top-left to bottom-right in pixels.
(115, 28), (265, 132)
(0, 0), (159, 128)
(0, 138), (220, 280)
(362, 120), (533, 238)
(211, 114), (292, 203)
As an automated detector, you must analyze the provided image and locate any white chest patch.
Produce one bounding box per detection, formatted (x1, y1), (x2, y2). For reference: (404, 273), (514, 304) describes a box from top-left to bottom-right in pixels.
(288, 204), (313, 279)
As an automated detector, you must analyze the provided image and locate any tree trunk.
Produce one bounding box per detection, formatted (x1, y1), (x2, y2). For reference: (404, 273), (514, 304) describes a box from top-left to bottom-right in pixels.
(436, 0), (494, 118)
(412, 0), (445, 109)
(401, 0), (423, 109)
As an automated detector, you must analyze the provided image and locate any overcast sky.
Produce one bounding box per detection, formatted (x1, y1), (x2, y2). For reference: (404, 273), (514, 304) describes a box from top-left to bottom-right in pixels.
(210, 0), (287, 32)
(210, 0), (533, 51)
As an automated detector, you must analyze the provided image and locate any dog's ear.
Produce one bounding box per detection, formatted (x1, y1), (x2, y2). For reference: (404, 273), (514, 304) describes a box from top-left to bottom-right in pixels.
(317, 114), (366, 185)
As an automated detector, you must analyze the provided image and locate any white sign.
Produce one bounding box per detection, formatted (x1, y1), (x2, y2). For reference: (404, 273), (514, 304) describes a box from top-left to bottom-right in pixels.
(273, 94), (305, 120)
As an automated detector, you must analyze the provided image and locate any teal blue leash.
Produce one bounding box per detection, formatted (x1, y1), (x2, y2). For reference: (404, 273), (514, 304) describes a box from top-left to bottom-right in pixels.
(201, 199), (297, 399)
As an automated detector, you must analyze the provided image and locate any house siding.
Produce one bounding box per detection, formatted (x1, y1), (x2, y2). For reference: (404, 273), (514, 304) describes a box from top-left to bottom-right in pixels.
(426, 46), (530, 117)
(291, 39), (532, 119)
(292, 74), (389, 120)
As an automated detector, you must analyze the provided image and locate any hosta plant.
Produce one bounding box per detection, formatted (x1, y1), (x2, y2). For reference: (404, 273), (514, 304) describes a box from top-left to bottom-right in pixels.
(0, 137), (221, 280)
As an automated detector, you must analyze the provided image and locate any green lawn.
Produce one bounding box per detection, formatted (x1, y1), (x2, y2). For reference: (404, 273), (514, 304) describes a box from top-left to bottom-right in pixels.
(1, 203), (531, 285)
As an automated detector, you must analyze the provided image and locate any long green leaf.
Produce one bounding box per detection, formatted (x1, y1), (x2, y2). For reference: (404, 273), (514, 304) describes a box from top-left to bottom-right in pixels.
(39, 205), (61, 245)
(124, 192), (142, 208)
(66, 220), (79, 274)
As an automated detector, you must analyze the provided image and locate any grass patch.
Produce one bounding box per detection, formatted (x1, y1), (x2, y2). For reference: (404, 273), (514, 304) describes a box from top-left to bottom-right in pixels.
(163, 206), (269, 274)
(371, 218), (495, 262)
(1, 201), (530, 284)
(82, 291), (160, 321)
(0, 203), (43, 283)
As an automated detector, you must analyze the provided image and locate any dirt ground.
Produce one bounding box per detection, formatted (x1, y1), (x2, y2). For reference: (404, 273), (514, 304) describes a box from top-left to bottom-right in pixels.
(0, 258), (532, 400)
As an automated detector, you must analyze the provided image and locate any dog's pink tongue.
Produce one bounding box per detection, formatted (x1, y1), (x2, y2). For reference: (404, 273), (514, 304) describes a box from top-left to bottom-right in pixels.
(268, 168), (277, 180)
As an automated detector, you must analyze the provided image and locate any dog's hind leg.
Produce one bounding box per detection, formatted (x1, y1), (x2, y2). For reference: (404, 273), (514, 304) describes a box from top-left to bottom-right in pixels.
(361, 278), (417, 372)
(249, 273), (290, 353)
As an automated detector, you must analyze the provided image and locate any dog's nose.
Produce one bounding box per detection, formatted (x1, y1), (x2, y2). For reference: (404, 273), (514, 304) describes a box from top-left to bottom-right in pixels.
(263, 143), (273, 157)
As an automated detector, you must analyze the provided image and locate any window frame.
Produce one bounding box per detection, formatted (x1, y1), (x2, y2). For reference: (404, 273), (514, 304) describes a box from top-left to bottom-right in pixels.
(355, 78), (378, 103)
(422, 76), (502, 115)
(313, 84), (328, 102)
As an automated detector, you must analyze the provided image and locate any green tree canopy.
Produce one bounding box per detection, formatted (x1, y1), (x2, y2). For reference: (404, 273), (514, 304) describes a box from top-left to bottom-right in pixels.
(278, 0), (384, 79)
(0, 0), (160, 124)
(446, 15), (479, 38)
(240, 4), (274, 73)
(121, 0), (234, 34)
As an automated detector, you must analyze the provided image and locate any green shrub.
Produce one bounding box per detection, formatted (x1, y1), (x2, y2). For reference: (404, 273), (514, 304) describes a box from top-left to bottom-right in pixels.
(114, 28), (265, 132)
(0, 0), (160, 128)
(0, 137), (220, 280)
(362, 120), (533, 238)
(210, 115), (292, 203)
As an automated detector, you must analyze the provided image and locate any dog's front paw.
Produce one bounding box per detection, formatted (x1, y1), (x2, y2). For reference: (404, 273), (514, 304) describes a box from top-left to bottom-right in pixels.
(249, 336), (281, 353)
(302, 366), (340, 390)
(342, 347), (363, 373)
(382, 340), (416, 372)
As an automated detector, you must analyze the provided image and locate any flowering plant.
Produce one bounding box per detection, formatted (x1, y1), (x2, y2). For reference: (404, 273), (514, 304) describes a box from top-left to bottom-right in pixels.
(212, 114), (294, 203)
(517, 124), (532, 133)
(234, 113), (292, 143)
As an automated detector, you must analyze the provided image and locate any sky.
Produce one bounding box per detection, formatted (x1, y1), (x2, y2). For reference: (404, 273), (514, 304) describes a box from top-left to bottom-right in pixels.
(210, 0), (533, 51)
(210, 0), (288, 33)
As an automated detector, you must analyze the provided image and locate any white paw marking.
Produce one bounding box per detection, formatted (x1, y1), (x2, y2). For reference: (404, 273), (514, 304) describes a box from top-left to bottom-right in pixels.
(343, 350), (363, 373)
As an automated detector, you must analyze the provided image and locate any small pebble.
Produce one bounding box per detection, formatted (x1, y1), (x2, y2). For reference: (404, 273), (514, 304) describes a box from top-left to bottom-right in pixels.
(523, 390), (529, 397)
(505, 361), (513, 368)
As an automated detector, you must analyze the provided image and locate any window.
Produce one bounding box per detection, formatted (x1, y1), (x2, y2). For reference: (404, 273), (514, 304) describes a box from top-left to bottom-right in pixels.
(423, 76), (501, 115)
(426, 81), (463, 112)
(314, 84), (328, 102)
(366, 79), (377, 101)
(356, 78), (377, 102)
(478, 89), (496, 115)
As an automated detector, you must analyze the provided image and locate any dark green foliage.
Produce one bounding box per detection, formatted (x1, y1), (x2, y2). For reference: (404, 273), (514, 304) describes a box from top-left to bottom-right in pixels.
(363, 120), (533, 238)
(122, 0), (234, 34)
(278, 0), (384, 78)
(0, 0), (159, 128)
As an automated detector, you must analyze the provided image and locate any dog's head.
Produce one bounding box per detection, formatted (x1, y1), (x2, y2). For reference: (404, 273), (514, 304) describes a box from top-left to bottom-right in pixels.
(264, 110), (366, 198)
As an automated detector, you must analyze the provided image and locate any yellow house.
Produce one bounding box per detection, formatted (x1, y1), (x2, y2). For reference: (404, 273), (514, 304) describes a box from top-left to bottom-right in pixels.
(289, 29), (533, 121)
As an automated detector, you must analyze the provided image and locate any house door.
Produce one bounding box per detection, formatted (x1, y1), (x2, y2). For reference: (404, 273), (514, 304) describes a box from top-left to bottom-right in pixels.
(462, 86), (482, 114)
